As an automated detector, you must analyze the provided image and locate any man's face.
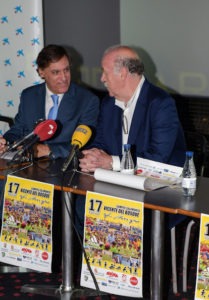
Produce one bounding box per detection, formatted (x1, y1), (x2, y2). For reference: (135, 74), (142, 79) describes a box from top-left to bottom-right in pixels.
(100, 54), (123, 98)
(38, 55), (71, 94)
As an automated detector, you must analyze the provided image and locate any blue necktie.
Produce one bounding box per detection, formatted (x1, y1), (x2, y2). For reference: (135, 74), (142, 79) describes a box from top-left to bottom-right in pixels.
(48, 94), (59, 120)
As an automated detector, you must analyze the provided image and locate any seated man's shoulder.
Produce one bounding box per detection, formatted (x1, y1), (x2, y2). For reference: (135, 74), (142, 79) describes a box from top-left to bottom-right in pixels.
(149, 81), (171, 98)
(21, 82), (45, 96)
(146, 82), (175, 108)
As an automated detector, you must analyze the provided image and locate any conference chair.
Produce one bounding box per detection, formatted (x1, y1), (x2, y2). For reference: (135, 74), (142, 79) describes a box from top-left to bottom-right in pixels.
(171, 131), (208, 293)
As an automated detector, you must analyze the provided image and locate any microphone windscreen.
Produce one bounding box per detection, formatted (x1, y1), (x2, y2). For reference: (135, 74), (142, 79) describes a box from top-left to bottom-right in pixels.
(34, 119), (57, 141)
(71, 125), (92, 148)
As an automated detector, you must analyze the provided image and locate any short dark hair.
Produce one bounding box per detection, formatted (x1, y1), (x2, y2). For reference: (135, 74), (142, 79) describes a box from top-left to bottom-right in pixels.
(36, 44), (71, 69)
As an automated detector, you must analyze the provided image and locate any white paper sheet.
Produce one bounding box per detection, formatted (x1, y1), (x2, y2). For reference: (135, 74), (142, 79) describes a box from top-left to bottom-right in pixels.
(137, 157), (183, 184)
(94, 168), (168, 191)
(0, 150), (19, 160)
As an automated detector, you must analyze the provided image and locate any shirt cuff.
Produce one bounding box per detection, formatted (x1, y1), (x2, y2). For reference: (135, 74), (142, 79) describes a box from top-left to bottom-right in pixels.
(112, 156), (121, 171)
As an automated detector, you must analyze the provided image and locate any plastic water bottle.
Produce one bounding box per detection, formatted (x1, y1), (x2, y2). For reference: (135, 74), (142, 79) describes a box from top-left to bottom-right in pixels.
(182, 151), (197, 196)
(120, 144), (135, 175)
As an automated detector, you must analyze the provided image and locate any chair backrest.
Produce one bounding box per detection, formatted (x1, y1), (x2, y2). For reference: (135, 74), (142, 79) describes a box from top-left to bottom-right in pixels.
(184, 131), (208, 176)
(0, 116), (14, 135)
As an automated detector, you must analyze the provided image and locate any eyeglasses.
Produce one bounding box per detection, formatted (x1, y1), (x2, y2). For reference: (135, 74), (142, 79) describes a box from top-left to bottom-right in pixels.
(122, 113), (128, 134)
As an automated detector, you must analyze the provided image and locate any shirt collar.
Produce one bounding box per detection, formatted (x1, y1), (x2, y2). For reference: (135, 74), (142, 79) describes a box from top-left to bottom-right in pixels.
(115, 75), (145, 110)
(46, 85), (63, 99)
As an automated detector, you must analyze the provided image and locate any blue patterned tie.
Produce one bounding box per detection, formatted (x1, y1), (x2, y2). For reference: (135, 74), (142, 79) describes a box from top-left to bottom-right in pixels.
(48, 94), (59, 120)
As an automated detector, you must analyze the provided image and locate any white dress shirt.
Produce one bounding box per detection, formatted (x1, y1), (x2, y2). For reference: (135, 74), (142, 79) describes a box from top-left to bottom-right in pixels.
(111, 75), (145, 171)
(45, 86), (63, 119)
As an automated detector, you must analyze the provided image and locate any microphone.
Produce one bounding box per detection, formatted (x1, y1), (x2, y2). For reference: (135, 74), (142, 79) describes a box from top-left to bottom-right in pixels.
(13, 119), (57, 157)
(61, 125), (92, 172)
(7, 132), (34, 152)
(7, 119), (57, 152)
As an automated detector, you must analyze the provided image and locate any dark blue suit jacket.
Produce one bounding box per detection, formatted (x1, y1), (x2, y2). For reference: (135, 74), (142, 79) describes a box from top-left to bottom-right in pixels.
(92, 79), (186, 167)
(4, 82), (99, 158)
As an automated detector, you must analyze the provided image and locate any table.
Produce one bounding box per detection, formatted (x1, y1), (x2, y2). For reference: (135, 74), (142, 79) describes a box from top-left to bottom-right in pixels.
(0, 158), (207, 299)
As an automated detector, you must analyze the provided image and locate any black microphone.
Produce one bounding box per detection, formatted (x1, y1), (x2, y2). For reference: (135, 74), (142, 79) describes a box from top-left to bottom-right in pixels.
(61, 125), (92, 173)
(7, 132), (35, 152)
(12, 120), (57, 157)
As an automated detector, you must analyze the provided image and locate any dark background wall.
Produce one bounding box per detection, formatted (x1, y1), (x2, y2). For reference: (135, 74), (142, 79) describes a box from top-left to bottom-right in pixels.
(43, 0), (209, 97)
(43, 0), (120, 91)
(43, 0), (209, 176)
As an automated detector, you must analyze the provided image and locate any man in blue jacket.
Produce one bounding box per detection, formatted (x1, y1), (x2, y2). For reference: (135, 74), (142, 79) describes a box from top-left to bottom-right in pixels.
(78, 45), (186, 293)
(79, 44), (186, 172)
(0, 44), (99, 272)
(0, 44), (99, 158)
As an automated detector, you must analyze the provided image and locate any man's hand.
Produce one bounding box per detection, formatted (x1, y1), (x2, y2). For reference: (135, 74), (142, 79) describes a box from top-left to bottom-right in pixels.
(0, 136), (8, 154)
(79, 148), (112, 173)
(33, 143), (51, 158)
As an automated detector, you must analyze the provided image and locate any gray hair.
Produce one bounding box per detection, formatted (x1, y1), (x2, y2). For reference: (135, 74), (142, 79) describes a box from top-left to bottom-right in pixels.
(103, 45), (144, 75)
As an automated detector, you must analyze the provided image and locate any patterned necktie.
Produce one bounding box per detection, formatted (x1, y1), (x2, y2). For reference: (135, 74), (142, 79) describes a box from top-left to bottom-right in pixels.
(48, 94), (59, 120)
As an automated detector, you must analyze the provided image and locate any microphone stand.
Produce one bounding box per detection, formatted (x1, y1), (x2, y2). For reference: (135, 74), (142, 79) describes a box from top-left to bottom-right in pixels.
(7, 148), (33, 167)
(0, 154), (33, 182)
(6, 139), (35, 173)
(66, 150), (79, 188)
(73, 150), (79, 171)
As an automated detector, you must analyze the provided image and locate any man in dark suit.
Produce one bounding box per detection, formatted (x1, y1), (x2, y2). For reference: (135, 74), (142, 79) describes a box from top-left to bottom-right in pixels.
(78, 45), (186, 294)
(0, 44), (99, 272)
(79, 45), (186, 171)
(0, 44), (99, 158)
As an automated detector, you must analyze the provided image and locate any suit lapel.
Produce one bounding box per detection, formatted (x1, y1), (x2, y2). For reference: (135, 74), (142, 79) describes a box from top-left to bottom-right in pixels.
(36, 84), (46, 118)
(112, 105), (123, 155)
(128, 85), (148, 145)
(57, 83), (76, 119)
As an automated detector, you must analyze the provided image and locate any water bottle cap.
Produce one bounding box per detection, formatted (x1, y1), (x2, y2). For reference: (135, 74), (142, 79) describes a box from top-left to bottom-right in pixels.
(186, 151), (194, 157)
(124, 144), (131, 151)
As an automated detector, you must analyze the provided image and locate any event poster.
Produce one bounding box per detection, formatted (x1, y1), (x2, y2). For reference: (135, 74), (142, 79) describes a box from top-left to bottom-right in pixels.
(0, 175), (54, 273)
(80, 191), (144, 298)
(195, 214), (209, 299)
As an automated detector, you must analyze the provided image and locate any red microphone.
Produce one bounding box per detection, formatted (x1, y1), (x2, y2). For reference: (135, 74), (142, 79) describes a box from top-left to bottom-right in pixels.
(33, 119), (57, 141)
(12, 120), (57, 156)
(7, 119), (57, 151)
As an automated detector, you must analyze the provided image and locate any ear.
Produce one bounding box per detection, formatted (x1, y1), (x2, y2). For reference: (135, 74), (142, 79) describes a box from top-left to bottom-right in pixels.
(37, 68), (45, 79)
(120, 66), (128, 80)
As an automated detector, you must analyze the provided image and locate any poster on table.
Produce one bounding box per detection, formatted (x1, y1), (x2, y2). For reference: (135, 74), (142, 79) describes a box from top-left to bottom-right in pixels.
(0, 175), (54, 273)
(80, 191), (144, 298)
(195, 214), (209, 299)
